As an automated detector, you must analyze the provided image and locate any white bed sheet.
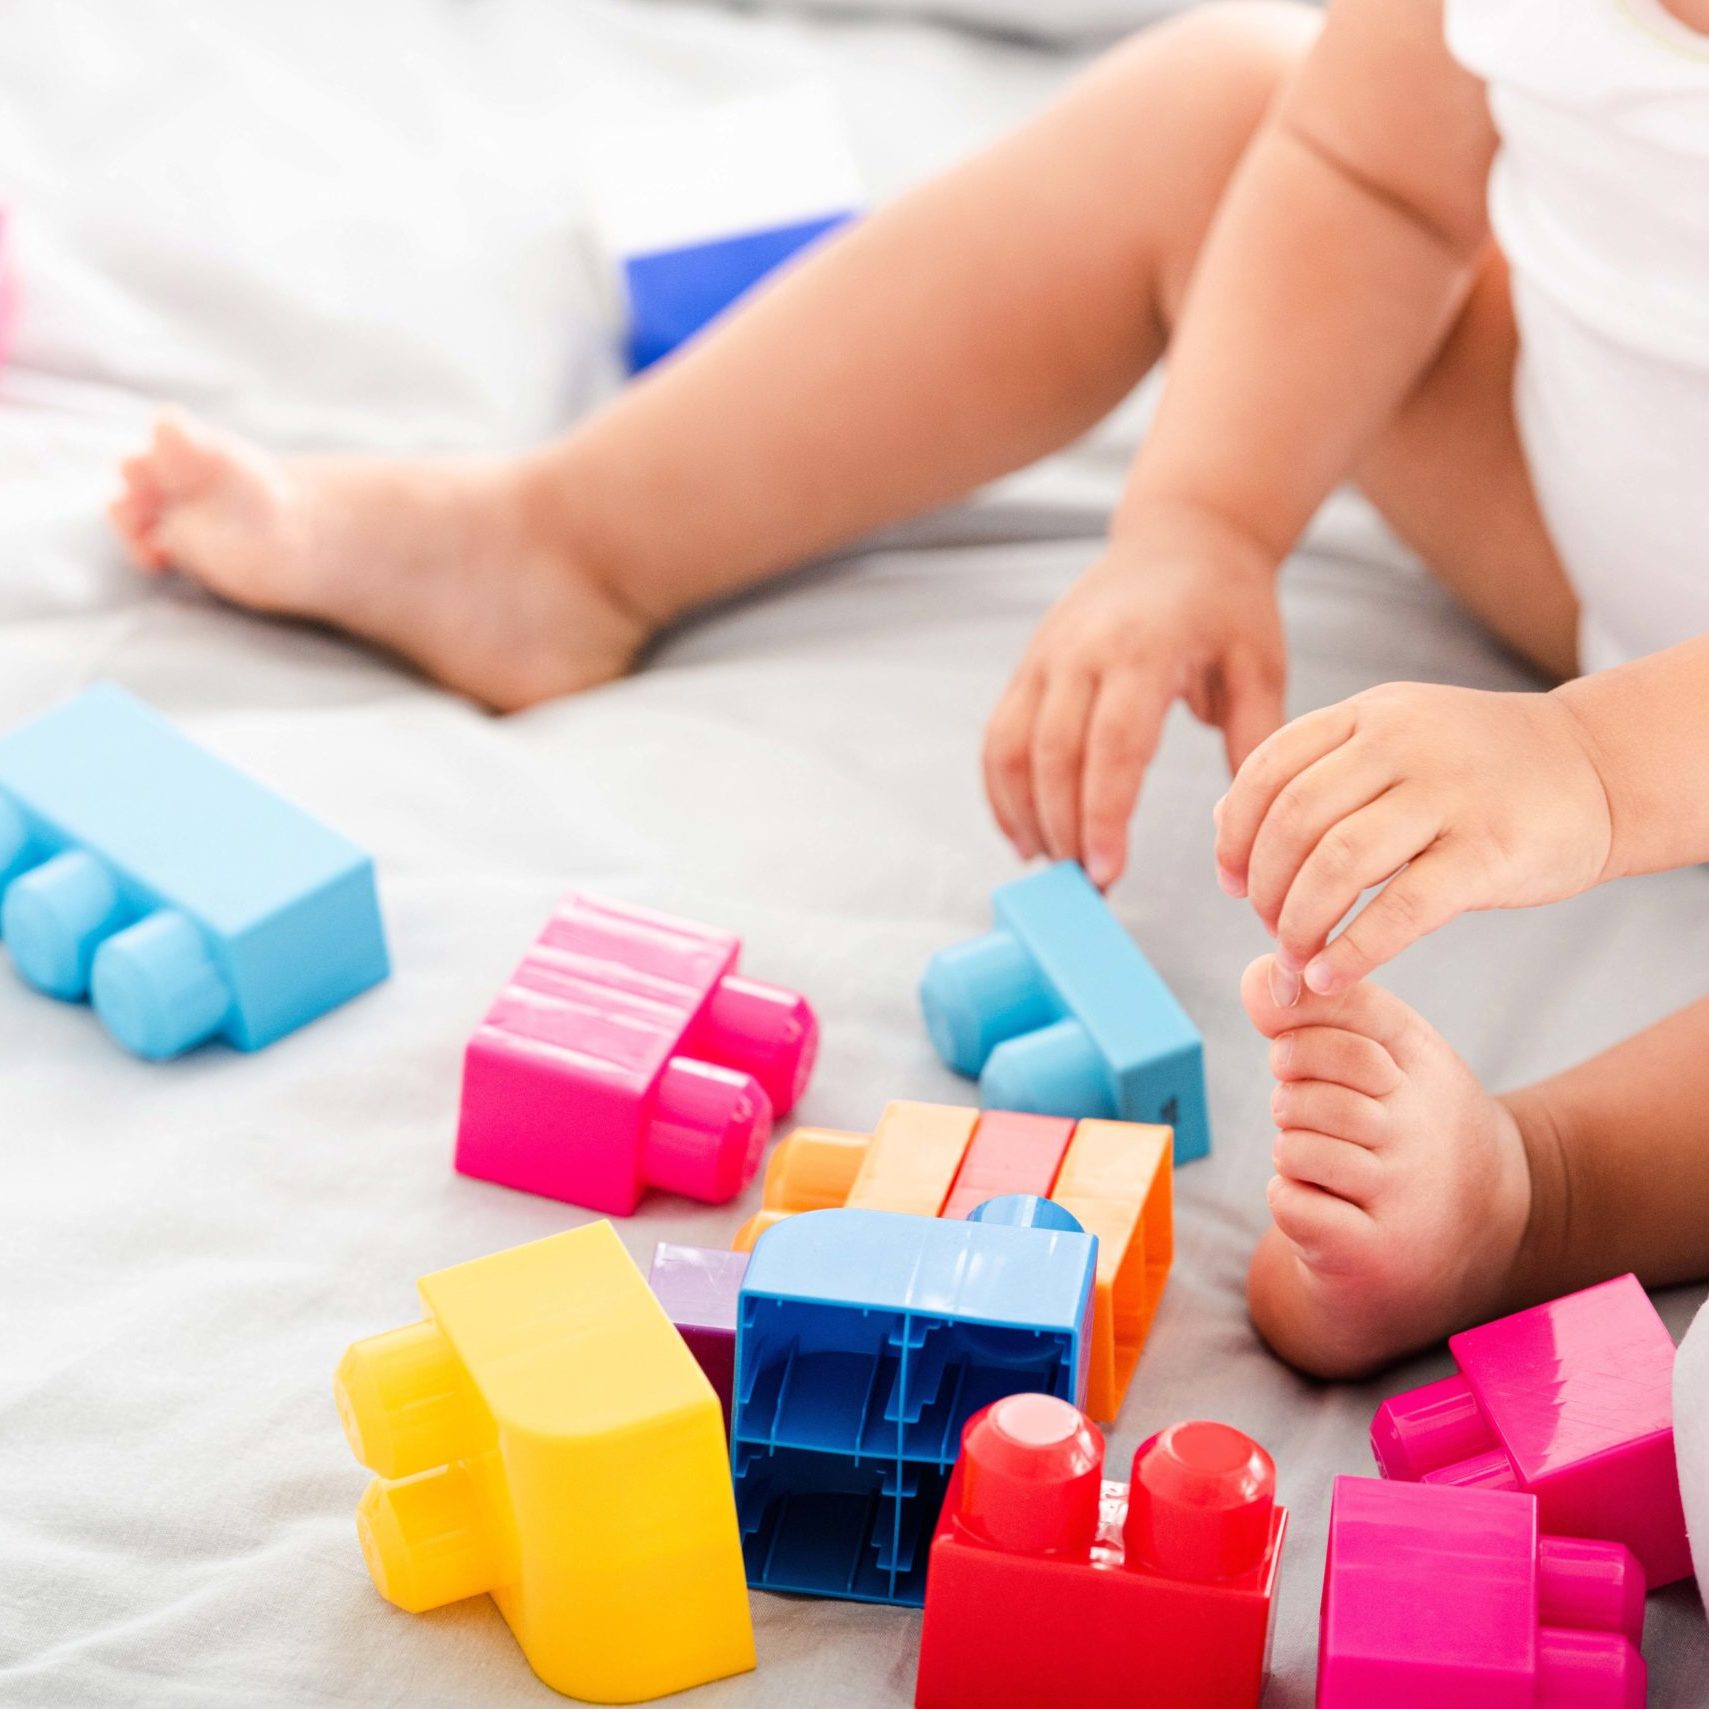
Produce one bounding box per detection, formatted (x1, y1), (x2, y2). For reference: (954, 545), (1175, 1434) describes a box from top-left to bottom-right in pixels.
(0, 3), (1703, 1704)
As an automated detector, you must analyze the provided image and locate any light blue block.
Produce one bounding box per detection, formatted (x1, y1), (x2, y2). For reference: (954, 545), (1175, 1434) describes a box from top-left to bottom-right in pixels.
(0, 684), (389, 1058)
(920, 860), (1210, 1162)
(731, 1205), (1095, 1607)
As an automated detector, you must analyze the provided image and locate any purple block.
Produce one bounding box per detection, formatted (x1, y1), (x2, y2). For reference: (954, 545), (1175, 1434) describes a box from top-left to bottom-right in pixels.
(648, 1242), (749, 1431)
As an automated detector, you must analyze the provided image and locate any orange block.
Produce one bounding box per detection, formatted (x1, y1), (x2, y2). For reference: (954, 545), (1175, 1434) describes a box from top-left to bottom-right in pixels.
(844, 1102), (980, 1216)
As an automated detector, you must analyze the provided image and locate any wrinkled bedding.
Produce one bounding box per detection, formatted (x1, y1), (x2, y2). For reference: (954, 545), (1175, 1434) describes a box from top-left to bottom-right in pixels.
(0, 2), (1703, 1704)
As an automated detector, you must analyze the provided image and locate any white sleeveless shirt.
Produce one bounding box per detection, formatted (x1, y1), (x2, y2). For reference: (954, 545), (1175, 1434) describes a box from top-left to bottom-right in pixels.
(1444, 0), (1709, 672)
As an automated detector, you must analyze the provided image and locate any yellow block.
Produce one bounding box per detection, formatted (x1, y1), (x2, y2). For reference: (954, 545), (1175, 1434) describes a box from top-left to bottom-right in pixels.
(334, 1222), (755, 1704)
(1049, 1120), (1173, 1423)
(844, 1101), (980, 1216)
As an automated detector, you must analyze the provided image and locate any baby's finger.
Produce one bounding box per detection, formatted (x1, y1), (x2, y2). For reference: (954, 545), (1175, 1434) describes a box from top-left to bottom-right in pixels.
(1215, 702), (1358, 898)
(982, 673), (1045, 860)
(1080, 668), (1168, 889)
(1274, 788), (1440, 973)
(1031, 670), (1096, 864)
(1244, 744), (1396, 935)
(1220, 648), (1286, 777)
(1302, 843), (1471, 995)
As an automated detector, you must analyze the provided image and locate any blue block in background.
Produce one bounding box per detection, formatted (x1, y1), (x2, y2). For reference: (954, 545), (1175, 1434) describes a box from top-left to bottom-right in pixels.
(0, 683), (389, 1059)
(919, 861), (1211, 1162)
(731, 1203), (1095, 1607)
(623, 211), (852, 372)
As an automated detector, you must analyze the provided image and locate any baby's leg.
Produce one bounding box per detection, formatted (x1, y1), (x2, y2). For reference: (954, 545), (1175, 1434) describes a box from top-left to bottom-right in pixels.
(111, 4), (1318, 708)
(1241, 955), (1709, 1378)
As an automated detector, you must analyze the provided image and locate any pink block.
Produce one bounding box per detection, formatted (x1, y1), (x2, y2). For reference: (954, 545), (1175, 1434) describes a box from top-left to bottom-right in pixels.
(1371, 1274), (1689, 1589)
(940, 1111), (1075, 1221)
(1319, 1476), (1645, 1709)
(454, 894), (818, 1215)
(0, 208), (14, 370)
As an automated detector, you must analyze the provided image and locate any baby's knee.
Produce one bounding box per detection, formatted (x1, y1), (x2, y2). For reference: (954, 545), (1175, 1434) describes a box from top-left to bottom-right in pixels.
(1105, 0), (1319, 114)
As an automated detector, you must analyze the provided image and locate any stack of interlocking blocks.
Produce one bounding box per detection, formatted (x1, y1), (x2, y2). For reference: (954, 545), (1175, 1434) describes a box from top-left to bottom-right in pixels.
(731, 1099), (1171, 1420)
(730, 1199), (1097, 1608)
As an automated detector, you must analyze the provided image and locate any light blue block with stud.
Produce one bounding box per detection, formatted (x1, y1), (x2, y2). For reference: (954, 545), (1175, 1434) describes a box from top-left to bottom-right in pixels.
(0, 683), (389, 1058)
(919, 860), (1210, 1162)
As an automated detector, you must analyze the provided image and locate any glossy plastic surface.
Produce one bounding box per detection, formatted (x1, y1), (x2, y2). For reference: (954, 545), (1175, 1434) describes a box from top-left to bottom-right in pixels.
(916, 1397), (1286, 1709)
(732, 1100), (1170, 1421)
(1318, 1475), (1646, 1708)
(919, 862), (1210, 1161)
(732, 1207), (1096, 1607)
(335, 1222), (754, 1703)
(0, 683), (388, 1056)
(649, 1242), (749, 1431)
(455, 893), (818, 1215)
(1371, 1274), (1689, 1587)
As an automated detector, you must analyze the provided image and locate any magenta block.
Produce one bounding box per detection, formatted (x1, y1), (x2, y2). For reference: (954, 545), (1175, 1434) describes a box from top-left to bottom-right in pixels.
(454, 894), (818, 1215)
(1319, 1476), (1646, 1709)
(648, 1242), (749, 1432)
(1371, 1274), (1689, 1589)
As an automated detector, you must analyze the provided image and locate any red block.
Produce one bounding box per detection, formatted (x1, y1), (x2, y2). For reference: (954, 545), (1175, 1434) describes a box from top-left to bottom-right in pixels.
(940, 1110), (1075, 1220)
(917, 1396), (1286, 1709)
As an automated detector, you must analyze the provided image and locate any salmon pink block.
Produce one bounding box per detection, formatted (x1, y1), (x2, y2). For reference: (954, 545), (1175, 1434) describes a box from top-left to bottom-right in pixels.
(455, 894), (818, 1215)
(1370, 1273), (1689, 1588)
(1319, 1476), (1646, 1708)
(916, 1398), (1285, 1709)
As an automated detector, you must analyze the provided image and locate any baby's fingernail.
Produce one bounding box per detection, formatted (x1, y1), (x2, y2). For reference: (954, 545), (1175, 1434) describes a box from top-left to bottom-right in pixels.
(1268, 960), (1301, 1009)
(1303, 957), (1336, 994)
(1275, 1031), (1294, 1067)
(1217, 864), (1246, 898)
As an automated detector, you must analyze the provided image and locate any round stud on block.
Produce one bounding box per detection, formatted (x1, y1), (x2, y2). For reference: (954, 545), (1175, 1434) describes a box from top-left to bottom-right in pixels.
(334, 1320), (484, 1482)
(966, 1194), (1084, 1235)
(1, 849), (125, 999)
(1126, 1420), (1276, 1582)
(0, 791), (30, 888)
(1421, 1447), (1521, 1494)
(1538, 1537), (1647, 1644)
(697, 973), (820, 1116)
(356, 1465), (497, 1614)
(980, 1016), (1114, 1121)
(1535, 1627), (1647, 1709)
(958, 1394), (1104, 1557)
(1370, 1374), (1494, 1480)
(91, 910), (230, 1060)
(643, 1056), (772, 1204)
(919, 929), (1053, 1078)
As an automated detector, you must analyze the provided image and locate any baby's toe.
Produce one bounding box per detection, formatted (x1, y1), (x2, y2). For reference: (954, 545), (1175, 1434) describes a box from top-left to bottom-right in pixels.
(149, 409), (244, 500)
(1271, 1024), (1403, 1097)
(1271, 1078), (1387, 1149)
(1273, 1127), (1383, 1205)
(1263, 1174), (1374, 1264)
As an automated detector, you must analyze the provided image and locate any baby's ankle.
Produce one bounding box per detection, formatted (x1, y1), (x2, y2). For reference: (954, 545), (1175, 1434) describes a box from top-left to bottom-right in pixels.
(1497, 1083), (1577, 1307)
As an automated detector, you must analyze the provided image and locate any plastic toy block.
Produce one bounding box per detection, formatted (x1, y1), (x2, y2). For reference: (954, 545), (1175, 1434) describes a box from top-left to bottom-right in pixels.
(1371, 1273), (1690, 1588)
(939, 1110), (1075, 1220)
(920, 861), (1210, 1161)
(1049, 1119), (1173, 1423)
(1319, 1475), (1645, 1708)
(0, 207), (16, 371)
(732, 1102), (1171, 1420)
(649, 1242), (749, 1432)
(916, 1397), (1286, 1709)
(731, 1198), (1096, 1607)
(334, 1222), (754, 1704)
(584, 88), (863, 372)
(455, 892), (818, 1216)
(0, 683), (388, 1058)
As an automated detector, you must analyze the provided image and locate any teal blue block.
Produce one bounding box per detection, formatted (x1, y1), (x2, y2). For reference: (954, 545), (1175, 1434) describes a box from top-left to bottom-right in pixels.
(0, 684), (389, 1058)
(731, 1204), (1095, 1606)
(919, 860), (1210, 1162)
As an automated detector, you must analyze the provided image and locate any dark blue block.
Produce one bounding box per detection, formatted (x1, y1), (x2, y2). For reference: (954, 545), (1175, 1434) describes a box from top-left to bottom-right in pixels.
(623, 212), (852, 372)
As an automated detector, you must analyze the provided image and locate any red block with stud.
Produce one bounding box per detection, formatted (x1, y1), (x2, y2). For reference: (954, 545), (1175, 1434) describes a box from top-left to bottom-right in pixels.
(916, 1395), (1287, 1709)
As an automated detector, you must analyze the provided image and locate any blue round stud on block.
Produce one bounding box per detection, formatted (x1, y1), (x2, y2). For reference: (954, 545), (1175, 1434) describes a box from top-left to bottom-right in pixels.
(981, 1016), (1116, 1121)
(2, 849), (126, 999)
(919, 929), (1053, 1078)
(92, 910), (231, 1060)
(967, 1194), (1084, 1234)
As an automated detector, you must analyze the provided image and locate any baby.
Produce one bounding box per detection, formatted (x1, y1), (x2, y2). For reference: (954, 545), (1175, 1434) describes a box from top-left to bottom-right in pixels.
(109, 0), (1709, 1403)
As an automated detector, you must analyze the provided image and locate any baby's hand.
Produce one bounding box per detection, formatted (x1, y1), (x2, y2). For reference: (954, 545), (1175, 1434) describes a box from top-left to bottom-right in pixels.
(983, 510), (1285, 887)
(1216, 682), (1615, 1000)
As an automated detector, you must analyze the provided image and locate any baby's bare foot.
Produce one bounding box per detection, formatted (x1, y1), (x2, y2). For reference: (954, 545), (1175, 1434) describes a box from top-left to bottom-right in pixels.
(109, 412), (651, 711)
(1241, 955), (1538, 1379)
